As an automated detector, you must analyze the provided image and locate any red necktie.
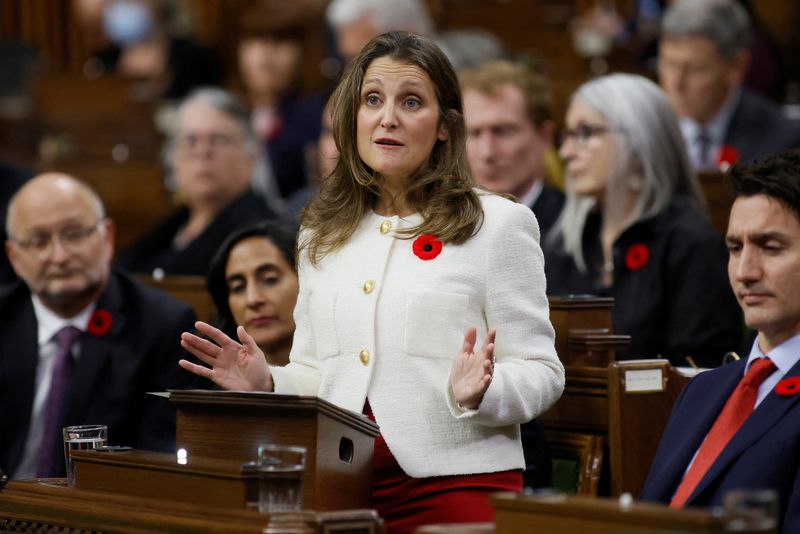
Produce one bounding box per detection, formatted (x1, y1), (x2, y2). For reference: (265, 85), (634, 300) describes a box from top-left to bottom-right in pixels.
(670, 357), (776, 508)
(35, 326), (81, 477)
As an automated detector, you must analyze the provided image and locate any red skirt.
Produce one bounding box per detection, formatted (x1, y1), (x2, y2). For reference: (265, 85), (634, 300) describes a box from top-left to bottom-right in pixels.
(365, 402), (522, 534)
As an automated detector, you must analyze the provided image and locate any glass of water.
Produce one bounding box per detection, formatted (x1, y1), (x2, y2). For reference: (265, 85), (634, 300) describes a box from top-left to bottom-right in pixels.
(257, 444), (306, 513)
(62, 424), (107, 486)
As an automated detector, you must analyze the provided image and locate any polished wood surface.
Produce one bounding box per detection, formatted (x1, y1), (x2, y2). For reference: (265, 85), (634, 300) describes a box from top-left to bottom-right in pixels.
(0, 479), (382, 534)
(607, 360), (691, 497)
(548, 295), (615, 365)
(546, 430), (605, 496)
(698, 171), (732, 236)
(490, 492), (725, 534)
(170, 390), (379, 512)
(72, 449), (259, 509)
(136, 274), (217, 323)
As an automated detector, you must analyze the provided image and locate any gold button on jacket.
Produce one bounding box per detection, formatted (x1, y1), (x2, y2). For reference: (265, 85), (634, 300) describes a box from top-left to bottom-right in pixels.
(359, 349), (370, 365)
(380, 220), (392, 234)
(363, 280), (375, 294)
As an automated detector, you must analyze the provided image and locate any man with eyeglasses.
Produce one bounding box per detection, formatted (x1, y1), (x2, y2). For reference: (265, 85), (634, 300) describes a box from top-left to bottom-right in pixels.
(0, 173), (206, 479)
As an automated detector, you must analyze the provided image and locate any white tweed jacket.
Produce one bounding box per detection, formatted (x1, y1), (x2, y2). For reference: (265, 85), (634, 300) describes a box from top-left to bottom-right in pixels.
(271, 191), (564, 477)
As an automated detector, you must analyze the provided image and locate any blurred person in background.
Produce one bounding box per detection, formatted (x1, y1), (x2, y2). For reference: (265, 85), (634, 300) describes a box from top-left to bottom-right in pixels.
(326, 0), (435, 63)
(117, 88), (279, 277)
(460, 60), (565, 238)
(237, 13), (325, 200)
(74, 0), (223, 100)
(546, 73), (741, 368)
(206, 222), (298, 367)
(658, 0), (800, 170)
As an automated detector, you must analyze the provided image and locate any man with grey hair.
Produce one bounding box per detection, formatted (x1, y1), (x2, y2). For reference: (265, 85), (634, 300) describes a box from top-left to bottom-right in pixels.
(659, 0), (800, 171)
(0, 173), (205, 479)
(326, 0), (434, 62)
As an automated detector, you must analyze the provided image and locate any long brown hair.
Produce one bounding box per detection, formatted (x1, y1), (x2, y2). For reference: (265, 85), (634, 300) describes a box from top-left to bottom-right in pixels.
(300, 31), (482, 264)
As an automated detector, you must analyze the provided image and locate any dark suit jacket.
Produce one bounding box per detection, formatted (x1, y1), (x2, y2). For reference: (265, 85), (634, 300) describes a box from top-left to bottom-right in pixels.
(640, 358), (800, 533)
(529, 182), (564, 240)
(0, 271), (205, 478)
(726, 89), (800, 165)
(116, 190), (274, 276)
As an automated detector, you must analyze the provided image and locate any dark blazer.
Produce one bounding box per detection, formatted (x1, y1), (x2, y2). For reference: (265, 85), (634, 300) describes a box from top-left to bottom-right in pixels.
(0, 271), (205, 478)
(726, 89), (800, 165)
(529, 182), (564, 240)
(641, 357), (800, 533)
(544, 198), (742, 367)
(116, 190), (274, 276)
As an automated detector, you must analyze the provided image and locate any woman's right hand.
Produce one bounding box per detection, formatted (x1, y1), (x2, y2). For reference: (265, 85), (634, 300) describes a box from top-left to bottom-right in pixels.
(179, 321), (274, 392)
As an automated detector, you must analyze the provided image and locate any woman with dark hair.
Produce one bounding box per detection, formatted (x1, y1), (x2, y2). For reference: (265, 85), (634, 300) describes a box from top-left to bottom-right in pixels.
(180, 31), (564, 533)
(207, 222), (298, 366)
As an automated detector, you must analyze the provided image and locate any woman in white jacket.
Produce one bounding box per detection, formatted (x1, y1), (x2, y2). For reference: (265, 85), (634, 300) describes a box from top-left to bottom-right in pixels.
(180, 31), (564, 533)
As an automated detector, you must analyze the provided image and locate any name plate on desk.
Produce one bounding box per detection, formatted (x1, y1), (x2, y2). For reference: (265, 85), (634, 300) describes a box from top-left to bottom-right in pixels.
(624, 368), (665, 393)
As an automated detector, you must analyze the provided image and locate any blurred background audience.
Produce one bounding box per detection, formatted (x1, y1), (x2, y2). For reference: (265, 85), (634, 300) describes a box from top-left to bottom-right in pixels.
(460, 60), (565, 238)
(116, 87), (278, 276)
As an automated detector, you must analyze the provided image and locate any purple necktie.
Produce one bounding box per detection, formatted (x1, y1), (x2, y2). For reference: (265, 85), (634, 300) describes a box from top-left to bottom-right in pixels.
(35, 326), (81, 477)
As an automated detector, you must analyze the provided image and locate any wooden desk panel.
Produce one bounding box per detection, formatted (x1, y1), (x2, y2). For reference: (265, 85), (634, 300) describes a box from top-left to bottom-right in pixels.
(0, 480), (382, 534)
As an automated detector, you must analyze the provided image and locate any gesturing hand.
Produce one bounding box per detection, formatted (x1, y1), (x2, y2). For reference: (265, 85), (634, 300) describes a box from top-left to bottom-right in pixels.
(179, 321), (274, 392)
(449, 326), (495, 410)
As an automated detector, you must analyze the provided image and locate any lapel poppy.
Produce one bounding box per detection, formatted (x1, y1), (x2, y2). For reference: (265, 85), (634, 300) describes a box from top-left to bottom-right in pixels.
(412, 234), (442, 261)
(87, 309), (113, 336)
(775, 376), (800, 397)
(716, 144), (740, 172)
(624, 243), (650, 271)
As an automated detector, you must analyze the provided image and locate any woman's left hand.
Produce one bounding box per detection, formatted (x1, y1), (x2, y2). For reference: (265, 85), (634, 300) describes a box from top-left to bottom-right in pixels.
(449, 326), (495, 410)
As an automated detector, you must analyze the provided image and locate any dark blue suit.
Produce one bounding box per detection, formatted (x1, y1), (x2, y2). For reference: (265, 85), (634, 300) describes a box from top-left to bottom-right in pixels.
(640, 358), (800, 533)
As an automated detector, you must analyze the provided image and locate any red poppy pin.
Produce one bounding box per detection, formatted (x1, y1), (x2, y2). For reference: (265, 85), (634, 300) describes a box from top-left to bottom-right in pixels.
(412, 234), (442, 261)
(624, 243), (650, 271)
(87, 309), (113, 336)
(775, 377), (800, 397)
(716, 144), (740, 172)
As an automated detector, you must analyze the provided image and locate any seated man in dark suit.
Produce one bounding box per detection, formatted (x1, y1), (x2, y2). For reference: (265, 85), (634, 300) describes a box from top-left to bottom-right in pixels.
(460, 60), (565, 239)
(1, 173), (205, 479)
(659, 0), (800, 171)
(640, 148), (800, 532)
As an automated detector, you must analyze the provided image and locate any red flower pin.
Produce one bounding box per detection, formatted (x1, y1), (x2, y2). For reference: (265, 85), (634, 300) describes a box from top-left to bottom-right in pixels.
(716, 144), (740, 172)
(87, 309), (113, 336)
(624, 243), (650, 271)
(412, 234), (442, 261)
(775, 377), (800, 397)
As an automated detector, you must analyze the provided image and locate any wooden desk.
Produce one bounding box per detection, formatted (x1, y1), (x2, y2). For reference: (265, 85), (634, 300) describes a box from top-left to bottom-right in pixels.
(0, 479), (382, 533)
(490, 492), (725, 534)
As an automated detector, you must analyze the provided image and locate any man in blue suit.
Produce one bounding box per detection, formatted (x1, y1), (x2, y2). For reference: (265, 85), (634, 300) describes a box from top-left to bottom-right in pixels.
(640, 148), (800, 532)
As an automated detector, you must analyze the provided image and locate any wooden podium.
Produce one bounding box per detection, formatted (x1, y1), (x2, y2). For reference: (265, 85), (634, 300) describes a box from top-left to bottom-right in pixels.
(69, 390), (380, 512)
(0, 391), (383, 533)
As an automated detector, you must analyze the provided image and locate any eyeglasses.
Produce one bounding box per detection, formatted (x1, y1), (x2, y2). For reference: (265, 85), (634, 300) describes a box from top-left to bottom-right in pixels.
(175, 133), (242, 153)
(12, 222), (102, 257)
(561, 124), (609, 146)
